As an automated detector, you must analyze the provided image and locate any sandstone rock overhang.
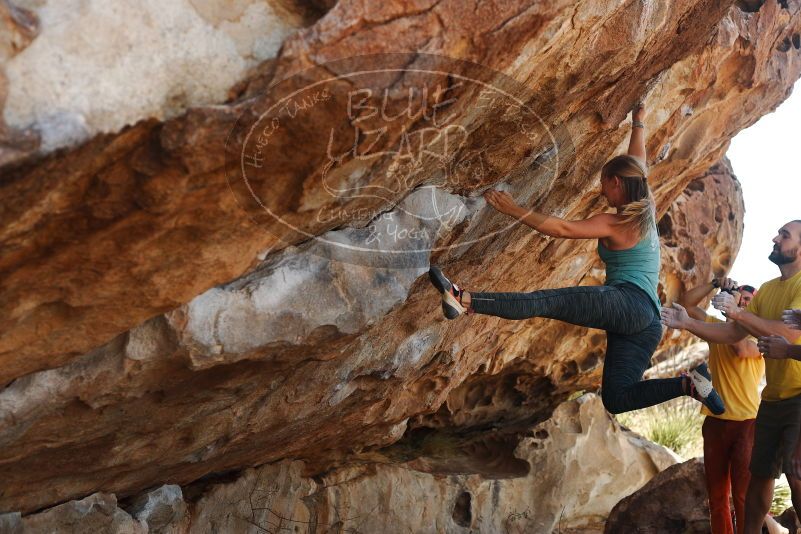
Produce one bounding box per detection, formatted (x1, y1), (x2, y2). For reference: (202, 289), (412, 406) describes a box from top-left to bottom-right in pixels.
(0, 0), (799, 515)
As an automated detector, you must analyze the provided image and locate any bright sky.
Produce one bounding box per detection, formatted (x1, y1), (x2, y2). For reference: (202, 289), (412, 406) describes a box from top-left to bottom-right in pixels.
(726, 79), (801, 290)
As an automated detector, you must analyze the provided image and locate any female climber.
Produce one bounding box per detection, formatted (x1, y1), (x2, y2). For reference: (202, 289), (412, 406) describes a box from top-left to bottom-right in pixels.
(429, 104), (724, 415)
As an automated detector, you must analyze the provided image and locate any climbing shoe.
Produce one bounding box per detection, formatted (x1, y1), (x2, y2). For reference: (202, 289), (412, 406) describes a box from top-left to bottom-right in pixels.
(428, 266), (467, 320)
(684, 362), (725, 415)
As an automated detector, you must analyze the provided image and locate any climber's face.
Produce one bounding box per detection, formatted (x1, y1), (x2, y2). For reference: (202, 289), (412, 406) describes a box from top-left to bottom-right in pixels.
(600, 175), (624, 208)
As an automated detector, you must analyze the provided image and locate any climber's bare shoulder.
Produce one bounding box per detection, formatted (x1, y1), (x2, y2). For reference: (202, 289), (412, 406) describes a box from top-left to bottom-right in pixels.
(600, 215), (643, 250)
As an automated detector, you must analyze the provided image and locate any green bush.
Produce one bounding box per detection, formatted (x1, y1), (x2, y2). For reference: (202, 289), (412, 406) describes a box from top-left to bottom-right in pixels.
(772, 479), (791, 516)
(616, 397), (704, 458)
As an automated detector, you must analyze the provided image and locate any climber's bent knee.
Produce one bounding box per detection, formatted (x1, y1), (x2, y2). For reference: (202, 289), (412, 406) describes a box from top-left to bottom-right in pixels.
(601, 391), (628, 415)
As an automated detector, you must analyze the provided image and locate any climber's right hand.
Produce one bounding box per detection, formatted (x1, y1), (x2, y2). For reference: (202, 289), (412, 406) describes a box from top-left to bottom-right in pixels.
(632, 102), (646, 123)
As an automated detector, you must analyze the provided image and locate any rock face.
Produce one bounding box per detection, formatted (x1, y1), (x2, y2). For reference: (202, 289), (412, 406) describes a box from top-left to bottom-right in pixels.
(0, 0), (40, 166)
(604, 458), (709, 534)
(659, 157), (746, 305)
(650, 157), (746, 369)
(21, 493), (148, 534)
(776, 507), (800, 533)
(0, 165), (739, 515)
(2, 0), (316, 153)
(127, 485), (189, 534)
(16, 395), (679, 533)
(2, 0), (796, 387)
(0, 0), (798, 523)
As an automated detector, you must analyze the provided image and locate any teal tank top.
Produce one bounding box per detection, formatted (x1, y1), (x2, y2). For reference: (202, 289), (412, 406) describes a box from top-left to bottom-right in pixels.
(597, 223), (661, 312)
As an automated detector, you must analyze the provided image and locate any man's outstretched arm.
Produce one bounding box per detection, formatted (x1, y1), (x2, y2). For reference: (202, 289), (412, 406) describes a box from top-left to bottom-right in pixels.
(676, 277), (737, 321)
(661, 303), (749, 344)
(713, 293), (801, 341)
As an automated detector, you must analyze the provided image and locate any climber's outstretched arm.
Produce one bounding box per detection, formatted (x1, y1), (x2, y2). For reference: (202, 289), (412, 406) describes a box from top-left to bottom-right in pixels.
(627, 104), (647, 164)
(484, 190), (616, 239)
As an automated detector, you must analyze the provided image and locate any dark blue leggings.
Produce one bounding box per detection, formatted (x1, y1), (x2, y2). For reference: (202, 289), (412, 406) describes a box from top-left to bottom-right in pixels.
(469, 283), (685, 414)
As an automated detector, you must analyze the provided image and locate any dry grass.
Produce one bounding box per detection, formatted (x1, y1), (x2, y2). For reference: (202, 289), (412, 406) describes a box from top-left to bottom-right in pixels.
(616, 396), (704, 459)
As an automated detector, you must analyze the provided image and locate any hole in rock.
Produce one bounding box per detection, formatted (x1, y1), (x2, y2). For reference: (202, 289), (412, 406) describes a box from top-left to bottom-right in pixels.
(589, 333), (605, 347)
(431, 350), (450, 365)
(793, 34), (801, 49)
(276, 0), (338, 26)
(559, 360), (579, 380)
(686, 180), (705, 192)
(477, 394), (494, 408)
(578, 351), (602, 372)
(181, 469), (246, 503)
(716, 252), (732, 271)
(534, 429), (549, 440)
(778, 37), (792, 53)
(657, 214), (673, 237)
(734, 0), (765, 11)
(414, 379), (439, 395)
(389, 428), (531, 479)
(460, 435), (531, 478)
(699, 223), (709, 235)
(678, 249), (696, 270)
(452, 491), (472, 527)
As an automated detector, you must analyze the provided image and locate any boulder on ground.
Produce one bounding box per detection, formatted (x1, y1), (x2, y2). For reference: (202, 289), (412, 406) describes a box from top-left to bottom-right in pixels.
(604, 458), (709, 534)
(774, 507), (800, 534)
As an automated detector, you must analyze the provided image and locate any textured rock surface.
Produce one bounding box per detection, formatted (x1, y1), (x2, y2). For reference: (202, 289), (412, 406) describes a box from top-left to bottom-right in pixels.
(2, 0), (313, 153)
(0, 168), (738, 514)
(604, 457), (709, 534)
(2, 0), (797, 385)
(127, 485), (189, 534)
(13, 395), (680, 533)
(0, 0), (39, 166)
(0, 0), (798, 521)
(658, 157), (745, 304)
(21, 493), (147, 533)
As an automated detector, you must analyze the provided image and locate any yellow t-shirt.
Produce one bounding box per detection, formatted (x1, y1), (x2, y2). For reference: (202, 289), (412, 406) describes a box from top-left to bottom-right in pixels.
(748, 270), (801, 401)
(701, 316), (763, 420)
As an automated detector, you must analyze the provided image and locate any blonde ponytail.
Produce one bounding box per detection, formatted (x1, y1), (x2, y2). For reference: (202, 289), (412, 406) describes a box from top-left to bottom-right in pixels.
(601, 155), (655, 239)
(616, 196), (656, 239)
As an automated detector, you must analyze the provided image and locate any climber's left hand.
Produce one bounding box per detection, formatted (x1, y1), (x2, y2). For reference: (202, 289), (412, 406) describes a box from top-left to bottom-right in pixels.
(484, 190), (519, 216)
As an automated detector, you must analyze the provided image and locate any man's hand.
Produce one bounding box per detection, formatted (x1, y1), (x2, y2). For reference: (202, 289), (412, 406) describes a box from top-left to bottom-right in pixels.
(783, 309), (801, 330)
(484, 190), (520, 216)
(661, 303), (690, 329)
(718, 277), (738, 292)
(757, 335), (790, 359)
(712, 292), (741, 318)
